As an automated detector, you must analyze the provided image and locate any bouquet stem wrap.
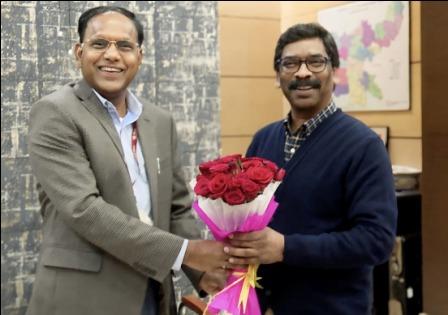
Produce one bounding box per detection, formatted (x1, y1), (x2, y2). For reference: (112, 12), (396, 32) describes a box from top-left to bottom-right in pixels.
(193, 196), (279, 315)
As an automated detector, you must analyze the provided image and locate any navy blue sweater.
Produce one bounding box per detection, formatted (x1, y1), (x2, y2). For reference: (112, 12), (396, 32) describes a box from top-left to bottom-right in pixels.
(247, 109), (397, 315)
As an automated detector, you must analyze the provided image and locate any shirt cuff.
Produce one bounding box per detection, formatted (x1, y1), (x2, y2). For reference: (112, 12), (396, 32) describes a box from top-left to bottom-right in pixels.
(172, 239), (188, 271)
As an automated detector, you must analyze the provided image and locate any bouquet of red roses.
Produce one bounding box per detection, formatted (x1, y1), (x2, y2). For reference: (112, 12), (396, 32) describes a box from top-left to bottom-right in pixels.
(191, 154), (284, 315)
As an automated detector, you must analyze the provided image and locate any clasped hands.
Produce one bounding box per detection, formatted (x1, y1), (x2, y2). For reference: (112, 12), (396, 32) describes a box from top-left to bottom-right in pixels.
(186, 228), (284, 294)
(224, 226), (285, 266)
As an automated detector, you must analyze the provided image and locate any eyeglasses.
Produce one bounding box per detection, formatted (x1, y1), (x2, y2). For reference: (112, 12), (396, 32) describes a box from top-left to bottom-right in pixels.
(82, 38), (140, 53)
(277, 56), (330, 74)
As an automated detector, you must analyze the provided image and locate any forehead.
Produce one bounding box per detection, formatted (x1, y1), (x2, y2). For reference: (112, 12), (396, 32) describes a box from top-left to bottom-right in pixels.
(282, 38), (327, 58)
(84, 11), (137, 40)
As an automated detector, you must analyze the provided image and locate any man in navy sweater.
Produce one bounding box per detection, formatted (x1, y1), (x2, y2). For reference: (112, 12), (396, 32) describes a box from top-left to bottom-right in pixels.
(225, 23), (397, 314)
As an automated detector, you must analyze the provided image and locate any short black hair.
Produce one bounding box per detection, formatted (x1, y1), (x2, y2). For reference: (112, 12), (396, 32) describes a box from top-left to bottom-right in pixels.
(273, 23), (339, 72)
(78, 6), (144, 45)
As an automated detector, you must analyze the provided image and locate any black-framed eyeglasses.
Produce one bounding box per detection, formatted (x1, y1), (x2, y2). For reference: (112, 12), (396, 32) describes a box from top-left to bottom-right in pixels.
(277, 56), (330, 74)
(82, 38), (140, 53)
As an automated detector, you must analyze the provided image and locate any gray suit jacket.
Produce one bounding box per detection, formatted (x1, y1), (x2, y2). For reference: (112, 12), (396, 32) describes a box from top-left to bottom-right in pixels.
(27, 80), (202, 315)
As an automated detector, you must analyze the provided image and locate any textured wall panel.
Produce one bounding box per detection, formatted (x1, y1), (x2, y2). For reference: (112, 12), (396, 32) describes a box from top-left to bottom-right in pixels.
(154, 1), (220, 180)
(1, 1), (219, 314)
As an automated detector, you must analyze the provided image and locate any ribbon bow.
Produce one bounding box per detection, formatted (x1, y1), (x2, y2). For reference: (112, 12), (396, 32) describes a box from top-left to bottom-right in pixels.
(204, 264), (262, 315)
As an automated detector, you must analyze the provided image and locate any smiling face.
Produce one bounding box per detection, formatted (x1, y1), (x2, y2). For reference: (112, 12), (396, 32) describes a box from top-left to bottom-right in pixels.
(74, 11), (142, 103)
(277, 37), (335, 117)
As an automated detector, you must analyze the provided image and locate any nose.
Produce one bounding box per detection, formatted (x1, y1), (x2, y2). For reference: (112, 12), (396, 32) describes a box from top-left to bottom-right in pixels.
(293, 61), (312, 78)
(103, 42), (121, 60)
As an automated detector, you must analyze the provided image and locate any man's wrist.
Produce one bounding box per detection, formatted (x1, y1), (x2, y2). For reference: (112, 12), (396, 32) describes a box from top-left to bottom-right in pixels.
(172, 239), (188, 270)
(183, 239), (198, 267)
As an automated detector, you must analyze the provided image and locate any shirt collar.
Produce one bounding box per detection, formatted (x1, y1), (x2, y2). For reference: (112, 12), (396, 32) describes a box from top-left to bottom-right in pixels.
(93, 89), (142, 124)
(283, 101), (337, 136)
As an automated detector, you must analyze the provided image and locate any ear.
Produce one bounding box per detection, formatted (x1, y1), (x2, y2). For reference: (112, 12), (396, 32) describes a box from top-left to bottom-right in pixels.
(332, 68), (338, 90)
(137, 47), (143, 66)
(332, 74), (339, 85)
(275, 72), (281, 88)
(73, 43), (82, 69)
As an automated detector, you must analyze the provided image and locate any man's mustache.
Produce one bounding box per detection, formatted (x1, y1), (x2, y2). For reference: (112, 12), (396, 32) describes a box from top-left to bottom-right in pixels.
(288, 79), (321, 90)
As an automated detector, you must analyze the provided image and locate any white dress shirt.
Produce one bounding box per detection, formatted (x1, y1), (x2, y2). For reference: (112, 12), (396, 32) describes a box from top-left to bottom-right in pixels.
(93, 90), (187, 271)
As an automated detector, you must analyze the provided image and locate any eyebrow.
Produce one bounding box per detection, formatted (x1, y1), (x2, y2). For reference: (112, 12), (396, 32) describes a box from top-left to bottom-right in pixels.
(88, 34), (134, 41)
(283, 54), (326, 59)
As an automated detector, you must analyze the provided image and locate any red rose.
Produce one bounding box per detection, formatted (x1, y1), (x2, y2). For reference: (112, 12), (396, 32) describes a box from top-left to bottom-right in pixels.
(238, 177), (260, 195)
(194, 176), (210, 197)
(195, 155), (283, 203)
(246, 166), (274, 185)
(238, 177), (261, 201)
(196, 174), (208, 181)
(219, 154), (242, 164)
(263, 160), (278, 172)
(209, 163), (230, 173)
(229, 176), (241, 189)
(208, 173), (231, 199)
(275, 168), (286, 181)
(241, 158), (263, 170)
(223, 188), (246, 205)
(199, 160), (216, 175)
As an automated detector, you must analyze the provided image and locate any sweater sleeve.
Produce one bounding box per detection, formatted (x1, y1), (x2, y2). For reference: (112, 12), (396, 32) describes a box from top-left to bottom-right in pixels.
(283, 136), (397, 268)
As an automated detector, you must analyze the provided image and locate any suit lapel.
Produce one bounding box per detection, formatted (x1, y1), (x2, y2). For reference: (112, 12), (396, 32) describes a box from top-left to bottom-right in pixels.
(74, 80), (125, 162)
(137, 106), (159, 226)
(74, 80), (160, 224)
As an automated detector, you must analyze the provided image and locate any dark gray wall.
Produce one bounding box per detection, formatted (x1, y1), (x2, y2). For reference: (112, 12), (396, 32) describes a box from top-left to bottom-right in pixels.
(1, 1), (219, 314)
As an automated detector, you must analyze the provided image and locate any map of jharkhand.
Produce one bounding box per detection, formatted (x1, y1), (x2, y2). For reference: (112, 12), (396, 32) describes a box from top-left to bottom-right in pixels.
(333, 2), (405, 106)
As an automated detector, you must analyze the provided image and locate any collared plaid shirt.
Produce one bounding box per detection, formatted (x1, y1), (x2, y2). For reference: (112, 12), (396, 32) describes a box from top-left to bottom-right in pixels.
(283, 102), (337, 162)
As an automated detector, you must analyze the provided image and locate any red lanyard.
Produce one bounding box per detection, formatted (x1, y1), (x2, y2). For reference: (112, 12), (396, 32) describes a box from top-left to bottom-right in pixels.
(131, 121), (138, 161)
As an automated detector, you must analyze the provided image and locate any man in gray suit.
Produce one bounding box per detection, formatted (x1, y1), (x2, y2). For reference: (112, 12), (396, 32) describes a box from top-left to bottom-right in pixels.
(27, 6), (229, 315)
